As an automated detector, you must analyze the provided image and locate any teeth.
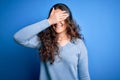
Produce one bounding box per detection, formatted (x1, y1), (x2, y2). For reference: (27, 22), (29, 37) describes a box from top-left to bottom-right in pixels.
(57, 25), (63, 27)
(56, 26), (61, 28)
(57, 26), (61, 27)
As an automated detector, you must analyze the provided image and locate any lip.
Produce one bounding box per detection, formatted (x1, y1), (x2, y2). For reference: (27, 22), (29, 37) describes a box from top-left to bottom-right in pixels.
(56, 24), (63, 27)
(55, 26), (63, 29)
(56, 26), (62, 28)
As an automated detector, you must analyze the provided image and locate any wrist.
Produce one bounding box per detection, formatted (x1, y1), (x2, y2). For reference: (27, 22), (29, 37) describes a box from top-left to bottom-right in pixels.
(48, 18), (53, 25)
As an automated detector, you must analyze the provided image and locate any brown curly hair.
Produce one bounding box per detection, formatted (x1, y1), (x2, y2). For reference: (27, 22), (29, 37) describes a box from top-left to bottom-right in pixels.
(37, 3), (83, 64)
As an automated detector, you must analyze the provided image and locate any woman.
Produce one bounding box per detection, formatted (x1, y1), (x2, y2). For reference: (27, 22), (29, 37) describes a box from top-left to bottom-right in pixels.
(14, 3), (90, 80)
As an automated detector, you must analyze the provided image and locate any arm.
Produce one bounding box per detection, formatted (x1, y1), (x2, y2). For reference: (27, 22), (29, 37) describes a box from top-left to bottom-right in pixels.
(14, 9), (69, 48)
(78, 39), (90, 80)
(14, 19), (50, 48)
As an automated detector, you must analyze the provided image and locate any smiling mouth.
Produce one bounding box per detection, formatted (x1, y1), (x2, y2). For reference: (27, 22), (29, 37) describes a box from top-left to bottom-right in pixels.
(54, 24), (63, 28)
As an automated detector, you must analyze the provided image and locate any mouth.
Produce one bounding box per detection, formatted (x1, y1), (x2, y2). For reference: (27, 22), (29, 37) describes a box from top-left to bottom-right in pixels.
(54, 24), (63, 28)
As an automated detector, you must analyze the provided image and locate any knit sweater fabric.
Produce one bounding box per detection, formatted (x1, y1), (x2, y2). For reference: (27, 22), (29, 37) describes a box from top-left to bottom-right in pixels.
(14, 19), (90, 80)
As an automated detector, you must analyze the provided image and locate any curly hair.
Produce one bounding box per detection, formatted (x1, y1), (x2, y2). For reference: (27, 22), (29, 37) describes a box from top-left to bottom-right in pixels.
(37, 3), (83, 64)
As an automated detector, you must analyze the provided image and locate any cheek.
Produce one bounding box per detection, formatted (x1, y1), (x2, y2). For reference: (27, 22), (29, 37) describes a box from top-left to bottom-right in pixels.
(62, 21), (67, 29)
(63, 26), (67, 31)
(63, 24), (67, 30)
(61, 21), (65, 25)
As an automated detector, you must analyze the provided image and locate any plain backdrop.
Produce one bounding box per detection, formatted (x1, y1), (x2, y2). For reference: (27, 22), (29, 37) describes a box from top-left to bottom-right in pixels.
(0, 0), (120, 80)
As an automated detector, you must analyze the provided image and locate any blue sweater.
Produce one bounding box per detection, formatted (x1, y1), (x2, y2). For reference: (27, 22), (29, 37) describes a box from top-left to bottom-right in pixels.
(14, 19), (90, 80)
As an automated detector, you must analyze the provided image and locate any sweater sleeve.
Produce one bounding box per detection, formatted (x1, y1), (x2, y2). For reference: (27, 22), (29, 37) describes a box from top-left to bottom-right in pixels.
(78, 39), (90, 80)
(13, 19), (50, 48)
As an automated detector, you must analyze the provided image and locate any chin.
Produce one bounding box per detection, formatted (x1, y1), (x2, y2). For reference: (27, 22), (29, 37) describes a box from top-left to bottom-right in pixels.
(55, 30), (63, 34)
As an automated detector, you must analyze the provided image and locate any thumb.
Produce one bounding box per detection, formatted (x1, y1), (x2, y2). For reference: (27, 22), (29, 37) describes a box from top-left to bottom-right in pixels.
(50, 8), (55, 15)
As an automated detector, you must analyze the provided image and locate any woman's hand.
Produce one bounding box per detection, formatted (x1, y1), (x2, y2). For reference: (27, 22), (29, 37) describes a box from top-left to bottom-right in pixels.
(48, 8), (69, 25)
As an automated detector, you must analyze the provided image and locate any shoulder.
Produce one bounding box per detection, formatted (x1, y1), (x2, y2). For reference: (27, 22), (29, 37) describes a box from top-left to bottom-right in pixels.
(71, 38), (87, 53)
(71, 38), (85, 46)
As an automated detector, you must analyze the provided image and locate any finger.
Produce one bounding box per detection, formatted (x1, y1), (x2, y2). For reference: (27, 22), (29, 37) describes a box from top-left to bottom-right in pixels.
(62, 13), (69, 17)
(59, 14), (69, 18)
(58, 16), (68, 21)
(59, 11), (66, 14)
(58, 12), (69, 16)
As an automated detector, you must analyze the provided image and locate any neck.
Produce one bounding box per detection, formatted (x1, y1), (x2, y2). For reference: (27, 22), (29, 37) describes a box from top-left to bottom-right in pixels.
(57, 32), (70, 42)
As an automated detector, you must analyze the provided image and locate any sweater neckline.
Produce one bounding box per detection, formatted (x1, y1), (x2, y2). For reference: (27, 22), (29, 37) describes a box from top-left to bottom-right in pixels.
(58, 40), (71, 48)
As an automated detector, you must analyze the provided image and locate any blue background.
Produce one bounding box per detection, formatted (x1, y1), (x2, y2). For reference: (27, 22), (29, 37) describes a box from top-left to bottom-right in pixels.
(0, 0), (120, 80)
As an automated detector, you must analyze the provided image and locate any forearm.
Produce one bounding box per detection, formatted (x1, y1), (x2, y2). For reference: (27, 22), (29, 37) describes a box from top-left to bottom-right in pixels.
(78, 57), (90, 80)
(78, 39), (90, 80)
(14, 19), (50, 43)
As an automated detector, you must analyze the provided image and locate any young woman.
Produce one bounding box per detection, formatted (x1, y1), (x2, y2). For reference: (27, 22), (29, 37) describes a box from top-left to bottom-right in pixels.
(14, 3), (90, 80)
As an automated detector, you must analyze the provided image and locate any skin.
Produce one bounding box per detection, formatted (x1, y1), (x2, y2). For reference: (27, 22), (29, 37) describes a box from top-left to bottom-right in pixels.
(53, 20), (67, 34)
(48, 8), (70, 46)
